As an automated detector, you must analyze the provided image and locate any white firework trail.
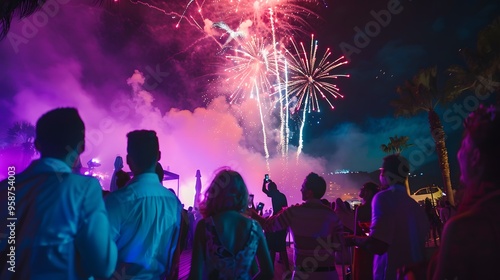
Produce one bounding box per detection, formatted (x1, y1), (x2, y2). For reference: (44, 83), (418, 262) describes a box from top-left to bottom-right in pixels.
(254, 79), (271, 169)
(296, 94), (308, 160)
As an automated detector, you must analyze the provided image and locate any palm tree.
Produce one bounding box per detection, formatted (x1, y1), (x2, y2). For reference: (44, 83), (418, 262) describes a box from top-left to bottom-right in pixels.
(1, 0), (42, 39)
(7, 121), (37, 168)
(1, 0), (110, 39)
(380, 142), (394, 155)
(381, 135), (412, 155)
(446, 16), (500, 101)
(392, 67), (456, 206)
(381, 135), (413, 195)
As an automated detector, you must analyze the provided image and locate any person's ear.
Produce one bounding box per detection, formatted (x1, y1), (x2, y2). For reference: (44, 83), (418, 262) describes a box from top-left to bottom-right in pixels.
(305, 189), (313, 198)
(34, 138), (41, 153)
(77, 140), (85, 154)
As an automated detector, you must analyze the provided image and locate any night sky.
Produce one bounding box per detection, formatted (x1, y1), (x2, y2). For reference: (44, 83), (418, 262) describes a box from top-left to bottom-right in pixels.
(0, 0), (498, 204)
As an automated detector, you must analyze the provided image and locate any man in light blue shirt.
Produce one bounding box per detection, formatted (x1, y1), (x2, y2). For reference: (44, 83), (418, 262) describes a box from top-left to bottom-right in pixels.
(348, 155), (429, 280)
(0, 108), (117, 279)
(105, 130), (182, 279)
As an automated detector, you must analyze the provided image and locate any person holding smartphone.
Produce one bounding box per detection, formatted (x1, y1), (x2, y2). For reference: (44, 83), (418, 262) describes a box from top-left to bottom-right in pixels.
(262, 175), (290, 272)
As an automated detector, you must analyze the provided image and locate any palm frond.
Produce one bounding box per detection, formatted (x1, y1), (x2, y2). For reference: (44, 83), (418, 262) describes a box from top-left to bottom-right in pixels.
(381, 135), (412, 155)
(1, 0), (107, 39)
(1, 0), (46, 39)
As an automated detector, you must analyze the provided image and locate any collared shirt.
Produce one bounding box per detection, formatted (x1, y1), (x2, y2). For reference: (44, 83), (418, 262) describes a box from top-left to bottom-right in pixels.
(105, 173), (182, 279)
(370, 184), (429, 280)
(0, 158), (117, 279)
(264, 199), (343, 268)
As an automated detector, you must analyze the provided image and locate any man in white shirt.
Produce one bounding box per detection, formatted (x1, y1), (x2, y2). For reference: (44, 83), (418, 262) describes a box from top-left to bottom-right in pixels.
(0, 108), (117, 279)
(105, 130), (182, 279)
(349, 155), (429, 280)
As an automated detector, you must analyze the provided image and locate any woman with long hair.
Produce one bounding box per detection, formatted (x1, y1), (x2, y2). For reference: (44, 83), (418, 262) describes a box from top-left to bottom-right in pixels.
(188, 168), (274, 280)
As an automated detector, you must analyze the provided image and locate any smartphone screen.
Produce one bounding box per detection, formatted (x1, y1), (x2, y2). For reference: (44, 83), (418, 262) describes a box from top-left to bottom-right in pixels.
(265, 174), (269, 181)
(257, 202), (264, 211)
(248, 194), (254, 208)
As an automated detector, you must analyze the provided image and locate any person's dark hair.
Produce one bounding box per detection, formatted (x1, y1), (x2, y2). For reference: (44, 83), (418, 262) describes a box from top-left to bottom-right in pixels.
(156, 162), (164, 182)
(344, 201), (351, 211)
(35, 108), (85, 158)
(127, 130), (159, 170)
(200, 168), (249, 218)
(304, 172), (327, 199)
(362, 182), (380, 195)
(320, 198), (330, 206)
(268, 181), (278, 191)
(381, 154), (410, 184)
(463, 105), (500, 181)
(116, 170), (131, 189)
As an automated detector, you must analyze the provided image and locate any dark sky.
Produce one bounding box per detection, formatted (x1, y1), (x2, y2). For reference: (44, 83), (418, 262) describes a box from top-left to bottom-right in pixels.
(0, 0), (499, 198)
(307, 0), (499, 128)
(301, 0), (499, 180)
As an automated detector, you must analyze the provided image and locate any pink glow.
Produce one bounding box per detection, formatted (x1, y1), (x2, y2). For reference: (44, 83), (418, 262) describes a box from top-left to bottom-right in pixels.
(0, 5), (327, 207)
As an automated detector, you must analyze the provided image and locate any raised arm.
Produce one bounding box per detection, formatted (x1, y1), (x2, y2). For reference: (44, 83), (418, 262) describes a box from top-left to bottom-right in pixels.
(262, 179), (269, 196)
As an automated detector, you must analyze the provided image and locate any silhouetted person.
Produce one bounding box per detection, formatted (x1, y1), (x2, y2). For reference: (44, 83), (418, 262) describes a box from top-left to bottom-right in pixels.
(424, 198), (441, 247)
(262, 179), (290, 271)
(320, 198), (330, 206)
(431, 105), (500, 280)
(105, 130), (182, 279)
(0, 107), (117, 279)
(187, 206), (195, 247)
(353, 182), (379, 280)
(438, 200), (456, 225)
(355, 182), (380, 235)
(115, 170), (131, 189)
(109, 155), (126, 192)
(334, 197), (355, 233)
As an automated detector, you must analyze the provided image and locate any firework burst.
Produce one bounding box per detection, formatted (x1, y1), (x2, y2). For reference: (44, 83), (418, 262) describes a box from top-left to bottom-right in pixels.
(279, 34), (349, 158)
(222, 36), (278, 160)
(224, 36), (277, 103)
(117, 0), (348, 161)
(284, 34), (349, 113)
(175, 0), (320, 39)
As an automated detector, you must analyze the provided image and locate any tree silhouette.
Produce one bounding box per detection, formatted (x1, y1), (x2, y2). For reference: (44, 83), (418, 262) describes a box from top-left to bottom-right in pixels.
(7, 121), (37, 168)
(446, 16), (500, 102)
(380, 135), (412, 155)
(392, 67), (456, 205)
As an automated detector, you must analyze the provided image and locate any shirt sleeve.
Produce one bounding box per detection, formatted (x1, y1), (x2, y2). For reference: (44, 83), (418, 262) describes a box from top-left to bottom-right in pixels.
(370, 193), (394, 245)
(104, 192), (121, 241)
(109, 171), (118, 192)
(75, 177), (117, 278)
(264, 206), (293, 232)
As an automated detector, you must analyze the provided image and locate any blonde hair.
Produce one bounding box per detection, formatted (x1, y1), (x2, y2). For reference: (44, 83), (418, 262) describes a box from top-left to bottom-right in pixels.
(200, 168), (249, 218)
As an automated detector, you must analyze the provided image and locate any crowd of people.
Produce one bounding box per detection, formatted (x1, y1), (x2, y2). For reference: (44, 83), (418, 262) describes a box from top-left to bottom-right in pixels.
(0, 104), (498, 280)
